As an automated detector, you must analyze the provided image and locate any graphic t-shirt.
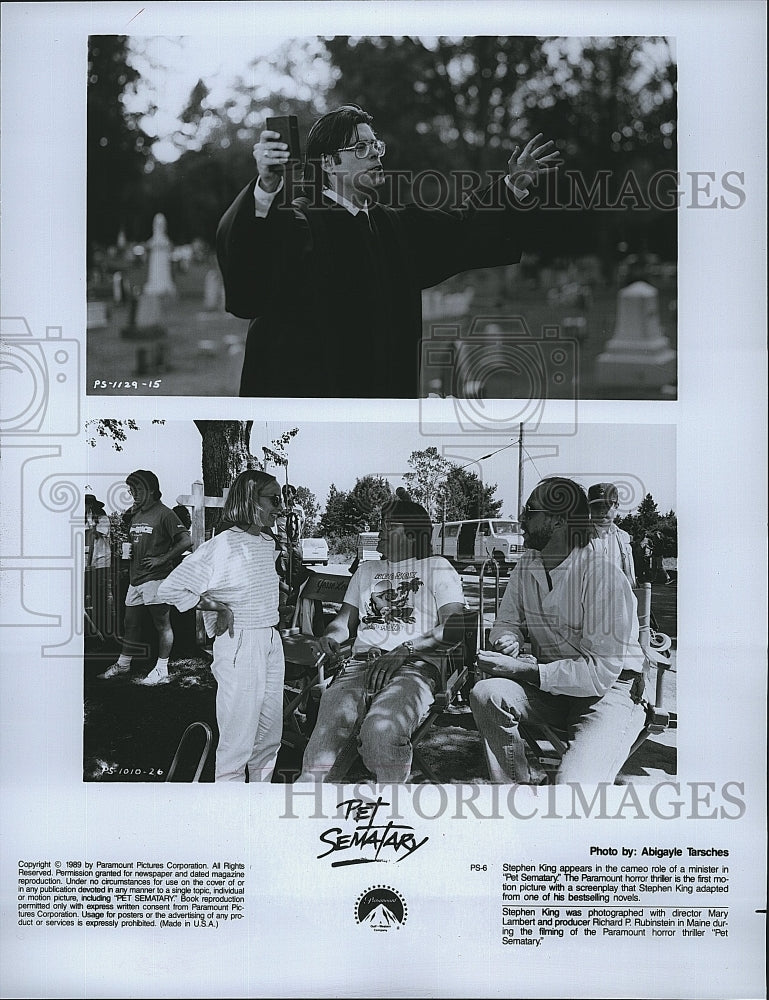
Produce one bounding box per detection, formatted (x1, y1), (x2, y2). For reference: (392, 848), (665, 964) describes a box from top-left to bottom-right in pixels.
(343, 556), (465, 658)
(128, 501), (187, 586)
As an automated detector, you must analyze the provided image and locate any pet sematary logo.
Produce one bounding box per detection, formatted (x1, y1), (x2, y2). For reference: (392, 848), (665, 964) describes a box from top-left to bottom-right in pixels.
(355, 885), (407, 932)
(318, 796), (429, 867)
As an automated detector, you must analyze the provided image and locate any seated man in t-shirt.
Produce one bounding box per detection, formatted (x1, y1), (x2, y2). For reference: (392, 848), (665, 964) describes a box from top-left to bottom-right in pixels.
(298, 493), (465, 783)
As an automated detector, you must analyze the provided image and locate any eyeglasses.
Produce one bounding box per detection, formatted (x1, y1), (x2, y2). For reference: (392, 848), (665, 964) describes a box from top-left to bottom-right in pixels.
(520, 505), (552, 519)
(259, 493), (283, 507)
(336, 138), (386, 159)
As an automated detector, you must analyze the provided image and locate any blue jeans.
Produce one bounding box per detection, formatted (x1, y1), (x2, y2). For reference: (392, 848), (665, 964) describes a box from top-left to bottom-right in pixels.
(470, 674), (647, 784)
(299, 658), (437, 783)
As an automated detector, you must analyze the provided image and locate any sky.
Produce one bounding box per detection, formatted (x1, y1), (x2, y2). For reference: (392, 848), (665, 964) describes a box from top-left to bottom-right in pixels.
(124, 33), (334, 162)
(84, 419), (676, 519)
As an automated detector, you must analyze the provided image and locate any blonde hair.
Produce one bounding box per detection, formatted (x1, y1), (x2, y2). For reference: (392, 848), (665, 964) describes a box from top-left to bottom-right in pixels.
(222, 471), (279, 526)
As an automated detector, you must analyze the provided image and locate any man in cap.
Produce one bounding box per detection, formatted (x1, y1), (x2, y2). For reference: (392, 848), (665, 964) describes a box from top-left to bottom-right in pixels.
(470, 477), (647, 785)
(586, 482), (636, 586)
(98, 470), (191, 685)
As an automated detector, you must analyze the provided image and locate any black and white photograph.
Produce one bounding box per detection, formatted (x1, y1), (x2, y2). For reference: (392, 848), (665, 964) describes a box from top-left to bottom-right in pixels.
(85, 33), (678, 401)
(0, 2), (766, 999)
(81, 419), (677, 787)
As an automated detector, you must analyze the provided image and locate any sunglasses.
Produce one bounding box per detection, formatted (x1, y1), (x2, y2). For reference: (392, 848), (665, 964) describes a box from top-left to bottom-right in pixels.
(521, 505), (552, 518)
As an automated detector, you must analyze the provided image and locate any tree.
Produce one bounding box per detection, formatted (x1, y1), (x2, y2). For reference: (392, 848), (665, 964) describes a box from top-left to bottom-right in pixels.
(86, 419), (299, 536)
(86, 419), (147, 450)
(193, 420), (256, 509)
(325, 36), (547, 176)
(345, 476), (393, 533)
(443, 466), (504, 520)
(616, 493), (676, 558)
(402, 446), (453, 520)
(87, 36), (155, 260)
(318, 484), (351, 539)
(133, 39), (328, 245)
(636, 492), (662, 531)
(403, 447), (503, 522)
(292, 485), (320, 537)
(316, 477), (392, 539)
(193, 421), (298, 534)
(323, 36), (676, 264)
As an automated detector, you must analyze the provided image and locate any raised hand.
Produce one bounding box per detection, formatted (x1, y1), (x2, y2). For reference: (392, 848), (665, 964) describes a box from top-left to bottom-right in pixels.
(254, 130), (291, 193)
(508, 133), (561, 190)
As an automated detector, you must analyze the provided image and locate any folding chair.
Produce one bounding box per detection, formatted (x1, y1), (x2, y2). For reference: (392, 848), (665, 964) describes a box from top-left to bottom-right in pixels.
(165, 721), (213, 782)
(323, 610), (479, 783)
(476, 583), (676, 781)
(410, 610), (479, 781)
(626, 581), (676, 756)
(281, 570), (351, 752)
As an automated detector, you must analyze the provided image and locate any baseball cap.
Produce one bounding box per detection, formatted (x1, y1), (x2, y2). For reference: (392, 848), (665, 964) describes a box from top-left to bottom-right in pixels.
(587, 482), (619, 504)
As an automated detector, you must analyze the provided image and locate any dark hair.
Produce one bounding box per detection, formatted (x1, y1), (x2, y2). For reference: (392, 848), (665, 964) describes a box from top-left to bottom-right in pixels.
(381, 492), (433, 559)
(172, 504), (192, 530)
(126, 469), (161, 500)
(303, 104), (374, 199)
(84, 493), (105, 515)
(535, 477), (591, 549)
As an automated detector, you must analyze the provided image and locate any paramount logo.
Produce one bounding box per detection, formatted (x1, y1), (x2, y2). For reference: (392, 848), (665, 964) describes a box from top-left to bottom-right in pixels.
(355, 886), (407, 932)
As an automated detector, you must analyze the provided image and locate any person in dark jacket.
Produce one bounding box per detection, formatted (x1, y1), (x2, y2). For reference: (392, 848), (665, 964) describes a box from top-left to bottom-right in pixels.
(217, 104), (560, 398)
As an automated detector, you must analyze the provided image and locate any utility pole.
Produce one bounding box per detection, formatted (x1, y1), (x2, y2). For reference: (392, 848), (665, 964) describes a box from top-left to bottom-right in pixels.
(517, 422), (524, 516)
(441, 489), (446, 556)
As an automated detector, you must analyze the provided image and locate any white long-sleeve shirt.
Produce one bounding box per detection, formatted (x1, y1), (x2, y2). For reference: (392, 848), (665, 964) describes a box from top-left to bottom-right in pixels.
(587, 523), (637, 586)
(488, 545), (644, 698)
(157, 527), (279, 635)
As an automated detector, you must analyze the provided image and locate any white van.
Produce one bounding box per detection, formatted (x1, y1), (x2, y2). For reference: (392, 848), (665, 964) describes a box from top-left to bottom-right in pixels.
(431, 518), (524, 574)
(300, 537), (329, 566)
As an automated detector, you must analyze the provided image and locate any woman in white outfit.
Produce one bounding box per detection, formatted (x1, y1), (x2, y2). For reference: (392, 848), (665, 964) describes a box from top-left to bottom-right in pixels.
(158, 471), (285, 782)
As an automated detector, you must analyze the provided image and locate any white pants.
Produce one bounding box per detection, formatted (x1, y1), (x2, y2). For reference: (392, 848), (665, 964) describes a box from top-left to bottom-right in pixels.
(210, 627), (285, 782)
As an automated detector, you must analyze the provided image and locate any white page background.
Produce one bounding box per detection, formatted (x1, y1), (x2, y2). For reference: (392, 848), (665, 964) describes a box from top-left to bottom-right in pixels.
(1, 2), (766, 997)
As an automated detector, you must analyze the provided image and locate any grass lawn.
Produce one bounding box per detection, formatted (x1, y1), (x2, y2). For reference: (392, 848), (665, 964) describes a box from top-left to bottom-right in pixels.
(87, 262), (677, 399)
(83, 582), (676, 785)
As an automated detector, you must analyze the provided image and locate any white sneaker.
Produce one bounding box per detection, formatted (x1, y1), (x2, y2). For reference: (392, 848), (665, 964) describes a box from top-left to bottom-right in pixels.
(97, 662), (130, 680)
(134, 667), (170, 686)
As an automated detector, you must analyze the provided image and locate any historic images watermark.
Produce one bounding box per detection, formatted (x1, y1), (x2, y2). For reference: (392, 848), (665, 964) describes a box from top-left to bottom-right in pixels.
(296, 166), (747, 214)
(282, 782), (747, 824)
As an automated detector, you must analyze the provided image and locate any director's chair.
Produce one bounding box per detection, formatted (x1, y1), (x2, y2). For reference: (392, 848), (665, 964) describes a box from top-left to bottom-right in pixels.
(280, 570), (352, 752)
(476, 583), (676, 781)
(322, 610), (479, 783)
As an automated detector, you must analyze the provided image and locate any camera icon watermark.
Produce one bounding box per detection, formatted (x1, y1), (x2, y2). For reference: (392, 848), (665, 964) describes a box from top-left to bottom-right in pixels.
(0, 316), (80, 436)
(419, 315), (579, 435)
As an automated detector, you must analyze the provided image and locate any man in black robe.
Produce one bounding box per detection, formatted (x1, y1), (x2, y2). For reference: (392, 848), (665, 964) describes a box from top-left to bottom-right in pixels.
(216, 104), (559, 398)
